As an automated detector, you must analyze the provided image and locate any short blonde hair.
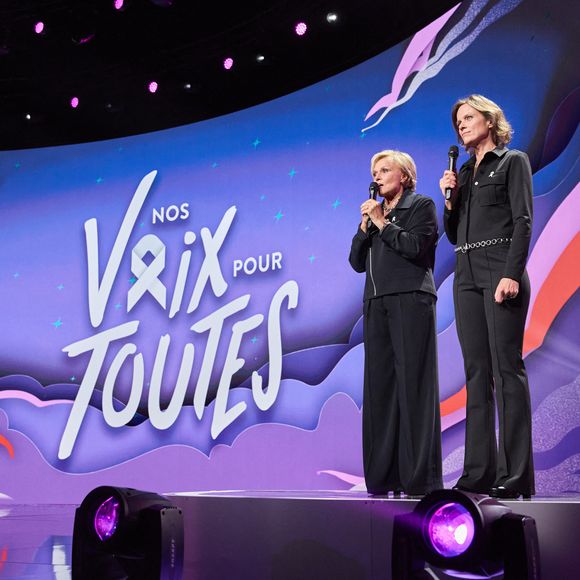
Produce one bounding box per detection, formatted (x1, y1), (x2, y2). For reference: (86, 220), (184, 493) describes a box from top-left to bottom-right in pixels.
(452, 94), (513, 148)
(370, 149), (417, 191)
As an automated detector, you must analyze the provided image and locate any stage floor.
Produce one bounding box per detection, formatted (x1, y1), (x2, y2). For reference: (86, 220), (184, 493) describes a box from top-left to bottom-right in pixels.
(169, 490), (580, 579)
(0, 490), (579, 579)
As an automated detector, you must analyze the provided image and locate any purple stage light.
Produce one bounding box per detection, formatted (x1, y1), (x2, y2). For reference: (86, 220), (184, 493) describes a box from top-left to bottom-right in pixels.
(295, 22), (307, 36)
(114, 0), (125, 9)
(148, 81), (158, 93)
(426, 502), (475, 558)
(34, 22), (45, 35)
(94, 496), (120, 541)
(223, 57), (234, 70)
(70, 97), (79, 109)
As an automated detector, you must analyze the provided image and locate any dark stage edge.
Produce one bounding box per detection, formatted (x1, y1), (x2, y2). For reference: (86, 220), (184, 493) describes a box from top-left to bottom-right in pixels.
(168, 490), (580, 580)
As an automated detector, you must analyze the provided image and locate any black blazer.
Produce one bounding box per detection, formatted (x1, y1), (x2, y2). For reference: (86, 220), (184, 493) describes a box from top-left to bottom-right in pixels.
(443, 147), (533, 281)
(349, 190), (438, 301)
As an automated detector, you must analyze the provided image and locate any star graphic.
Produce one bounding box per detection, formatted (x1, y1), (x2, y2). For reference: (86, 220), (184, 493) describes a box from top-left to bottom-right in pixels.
(288, 168), (297, 178)
(252, 138), (261, 148)
(260, 194), (266, 201)
(70, 376), (76, 382)
(96, 177), (103, 183)
(57, 284), (64, 290)
(129, 276), (137, 284)
(52, 318), (63, 328)
(304, 225), (311, 231)
(15, 162), (21, 169)
(139, 222), (145, 228)
(211, 162), (219, 168)
(274, 210), (284, 222)
(13, 272), (20, 278)
(308, 255), (315, 263)
(117, 146), (124, 152)
(115, 303), (122, 309)
(360, 132), (367, 139)
(332, 199), (342, 209)
(250, 336), (258, 344)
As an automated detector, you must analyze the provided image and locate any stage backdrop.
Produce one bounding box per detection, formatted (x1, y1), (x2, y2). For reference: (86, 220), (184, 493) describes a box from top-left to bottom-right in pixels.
(1, 0), (578, 503)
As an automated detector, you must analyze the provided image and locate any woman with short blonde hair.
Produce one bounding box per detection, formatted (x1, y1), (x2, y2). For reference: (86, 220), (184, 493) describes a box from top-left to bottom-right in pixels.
(349, 149), (442, 497)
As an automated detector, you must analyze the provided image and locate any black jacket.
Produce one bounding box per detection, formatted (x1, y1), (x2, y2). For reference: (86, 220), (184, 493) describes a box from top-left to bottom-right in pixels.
(443, 147), (533, 281)
(349, 190), (437, 301)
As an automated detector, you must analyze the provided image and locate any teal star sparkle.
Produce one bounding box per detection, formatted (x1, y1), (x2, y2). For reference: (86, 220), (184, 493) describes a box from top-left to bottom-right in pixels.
(288, 168), (297, 178)
(115, 303), (122, 309)
(308, 255), (315, 263)
(57, 284), (64, 290)
(52, 318), (63, 328)
(252, 138), (261, 148)
(360, 132), (367, 139)
(96, 177), (103, 183)
(332, 199), (342, 209)
(70, 376), (76, 382)
(13, 272), (20, 278)
(250, 336), (258, 344)
(260, 194), (266, 201)
(15, 162), (22, 169)
(274, 210), (284, 222)
(129, 276), (137, 284)
(211, 162), (219, 168)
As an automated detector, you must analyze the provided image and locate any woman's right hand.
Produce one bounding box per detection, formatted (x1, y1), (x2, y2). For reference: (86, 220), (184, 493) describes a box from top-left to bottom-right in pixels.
(439, 170), (458, 209)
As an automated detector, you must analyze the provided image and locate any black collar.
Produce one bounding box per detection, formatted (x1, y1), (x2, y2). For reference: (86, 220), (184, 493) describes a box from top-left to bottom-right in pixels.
(465, 145), (509, 167)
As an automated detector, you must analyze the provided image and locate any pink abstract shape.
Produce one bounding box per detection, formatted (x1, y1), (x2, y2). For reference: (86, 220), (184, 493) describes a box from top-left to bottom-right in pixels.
(526, 182), (580, 326)
(0, 390), (72, 408)
(317, 469), (364, 487)
(364, 4), (460, 121)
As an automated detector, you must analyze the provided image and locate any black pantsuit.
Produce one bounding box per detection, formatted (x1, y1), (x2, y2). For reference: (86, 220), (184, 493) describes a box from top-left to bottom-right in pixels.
(350, 189), (443, 495)
(444, 146), (535, 496)
(454, 248), (534, 493)
(363, 292), (442, 494)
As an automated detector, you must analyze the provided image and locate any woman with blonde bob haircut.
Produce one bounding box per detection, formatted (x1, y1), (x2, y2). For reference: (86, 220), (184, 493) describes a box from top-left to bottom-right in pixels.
(350, 149), (442, 497)
(440, 94), (535, 499)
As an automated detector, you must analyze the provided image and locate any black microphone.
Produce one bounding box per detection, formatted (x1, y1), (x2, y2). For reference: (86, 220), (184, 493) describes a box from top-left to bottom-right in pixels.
(367, 181), (380, 229)
(445, 145), (459, 201)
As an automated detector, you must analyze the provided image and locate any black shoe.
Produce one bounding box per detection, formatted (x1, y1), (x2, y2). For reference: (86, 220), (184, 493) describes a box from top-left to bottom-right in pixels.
(489, 486), (532, 500)
(452, 484), (489, 495)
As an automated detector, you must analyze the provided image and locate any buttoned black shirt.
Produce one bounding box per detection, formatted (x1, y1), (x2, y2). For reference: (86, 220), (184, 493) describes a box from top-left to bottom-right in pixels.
(444, 147), (533, 281)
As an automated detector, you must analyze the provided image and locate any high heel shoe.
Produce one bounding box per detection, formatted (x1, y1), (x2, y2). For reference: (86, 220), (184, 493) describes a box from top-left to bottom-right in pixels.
(489, 486), (532, 500)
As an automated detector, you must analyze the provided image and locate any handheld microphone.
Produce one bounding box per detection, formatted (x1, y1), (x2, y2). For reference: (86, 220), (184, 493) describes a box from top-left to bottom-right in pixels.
(367, 181), (380, 229)
(445, 145), (459, 201)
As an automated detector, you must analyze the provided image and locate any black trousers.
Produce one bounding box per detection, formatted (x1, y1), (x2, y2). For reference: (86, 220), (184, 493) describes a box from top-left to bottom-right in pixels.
(362, 292), (442, 495)
(454, 246), (535, 494)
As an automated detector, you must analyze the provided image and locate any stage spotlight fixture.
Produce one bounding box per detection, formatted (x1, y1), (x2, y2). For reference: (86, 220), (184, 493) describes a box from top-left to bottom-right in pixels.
(148, 81), (159, 93)
(295, 22), (308, 36)
(256, 54), (265, 63)
(223, 57), (234, 70)
(392, 489), (541, 579)
(34, 22), (45, 35)
(326, 12), (339, 23)
(70, 97), (79, 109)
(72, 485), (184, 580)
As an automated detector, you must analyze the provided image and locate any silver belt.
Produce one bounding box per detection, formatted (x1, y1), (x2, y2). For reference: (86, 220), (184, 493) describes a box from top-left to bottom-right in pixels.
(455, 237), (512, 254)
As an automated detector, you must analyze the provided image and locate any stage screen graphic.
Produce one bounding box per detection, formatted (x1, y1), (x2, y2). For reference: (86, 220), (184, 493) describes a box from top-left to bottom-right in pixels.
(0, 0), (578, 502)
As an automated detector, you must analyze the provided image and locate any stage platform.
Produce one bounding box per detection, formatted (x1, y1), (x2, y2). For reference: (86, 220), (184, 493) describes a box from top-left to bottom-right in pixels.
(169, 490), (580, 580)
